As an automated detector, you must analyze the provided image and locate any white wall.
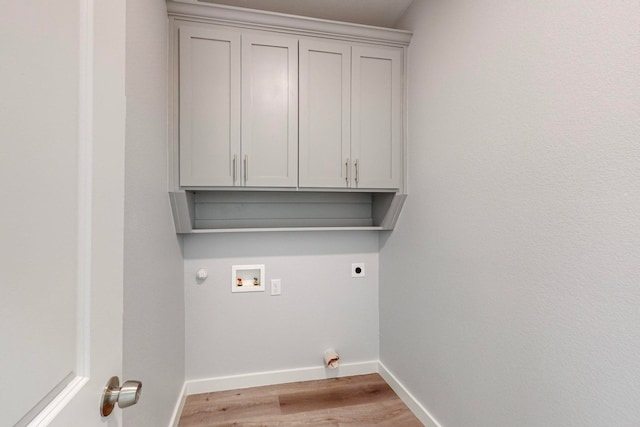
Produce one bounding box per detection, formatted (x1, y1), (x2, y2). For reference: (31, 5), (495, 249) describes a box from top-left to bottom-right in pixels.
(381, 1), (640, 426)
(184, 232), (379, 380)
(123, 1), (185, 425)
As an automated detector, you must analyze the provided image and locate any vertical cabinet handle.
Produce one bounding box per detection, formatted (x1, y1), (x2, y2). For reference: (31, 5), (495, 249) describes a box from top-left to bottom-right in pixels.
(233, 155), (237, 183)
(345, 158), (350, 187)
(355, 159), (359, 185)
(244, 155), (248, 183)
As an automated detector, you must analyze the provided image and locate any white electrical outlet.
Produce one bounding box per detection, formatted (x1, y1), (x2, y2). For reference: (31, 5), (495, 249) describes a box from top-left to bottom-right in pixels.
(352, 263), (365, 278)
(271, 279), (282, 295)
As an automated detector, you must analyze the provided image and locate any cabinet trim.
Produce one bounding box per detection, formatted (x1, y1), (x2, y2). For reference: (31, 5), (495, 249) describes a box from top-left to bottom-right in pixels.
(167, 0), (412, 47)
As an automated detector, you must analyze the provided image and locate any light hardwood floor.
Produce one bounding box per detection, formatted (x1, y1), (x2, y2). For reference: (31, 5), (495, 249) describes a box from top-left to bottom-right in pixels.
(178, 373), (423, 426)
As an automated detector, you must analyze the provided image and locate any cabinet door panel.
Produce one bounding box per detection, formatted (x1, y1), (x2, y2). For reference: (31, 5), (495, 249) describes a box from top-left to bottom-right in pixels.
(299, 40), (351, 188)
(242, 35), (298, 187)
(352, 46), (403, 189)
(179, 27), (240, 186)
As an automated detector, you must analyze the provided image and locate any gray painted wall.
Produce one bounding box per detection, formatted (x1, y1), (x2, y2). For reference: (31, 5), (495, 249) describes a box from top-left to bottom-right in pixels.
(184, 232), (379, 380)
(123, 1), (185, 425)
(380, 1), (640, 426)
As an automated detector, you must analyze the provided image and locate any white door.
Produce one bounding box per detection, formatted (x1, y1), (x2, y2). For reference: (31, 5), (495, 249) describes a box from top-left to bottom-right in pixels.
(0, 1), (127, 426)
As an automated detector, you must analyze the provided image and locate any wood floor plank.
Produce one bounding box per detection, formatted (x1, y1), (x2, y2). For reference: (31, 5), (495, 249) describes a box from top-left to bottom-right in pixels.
(178, 394), (281, 426)
(278, 402), (423, 426)
(178, 374), (423, 427)
(278, 375), (395, 415)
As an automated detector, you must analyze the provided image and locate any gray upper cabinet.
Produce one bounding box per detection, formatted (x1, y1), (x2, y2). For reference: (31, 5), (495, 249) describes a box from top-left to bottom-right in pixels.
(351, 46), (403, 190)
(178, 28), (297, 188)
(299, 40), (351, 188)
(299, 41), (403, 190)
(241, 34), (298, 187)
(179, 25), (403, 191)
(179, 27), (240, 187)
(168, 0), (412, 232)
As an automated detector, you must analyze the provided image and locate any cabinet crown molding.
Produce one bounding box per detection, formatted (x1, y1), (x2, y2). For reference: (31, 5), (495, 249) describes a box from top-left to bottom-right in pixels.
(167, 0), (412, 47)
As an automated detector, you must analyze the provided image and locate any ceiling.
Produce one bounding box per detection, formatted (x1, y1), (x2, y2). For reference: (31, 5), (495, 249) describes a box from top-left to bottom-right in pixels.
(199, 0), (414, 28)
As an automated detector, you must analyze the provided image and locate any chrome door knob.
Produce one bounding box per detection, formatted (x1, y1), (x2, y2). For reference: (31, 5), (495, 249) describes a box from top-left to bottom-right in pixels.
(100, 376), (142, 416)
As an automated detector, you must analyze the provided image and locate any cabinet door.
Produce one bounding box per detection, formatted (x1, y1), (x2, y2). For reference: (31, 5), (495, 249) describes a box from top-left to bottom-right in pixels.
(179, 27), (241, 186)
(299, 40), (351, 188)
(242, 34), (298, 187)
(352, 46), (403, 189)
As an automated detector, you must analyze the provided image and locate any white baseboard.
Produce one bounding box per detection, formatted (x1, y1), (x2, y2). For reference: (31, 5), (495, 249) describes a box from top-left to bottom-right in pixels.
(169, 360), (440, 427)
(167, 382), (187, 427)
(183, 360), (379, 396)
(378, 361), (442, 427)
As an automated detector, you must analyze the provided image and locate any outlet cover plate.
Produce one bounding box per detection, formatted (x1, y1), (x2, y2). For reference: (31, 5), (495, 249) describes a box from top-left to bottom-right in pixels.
(352, 263), (365, 278)
(271, 279), (281, 296)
